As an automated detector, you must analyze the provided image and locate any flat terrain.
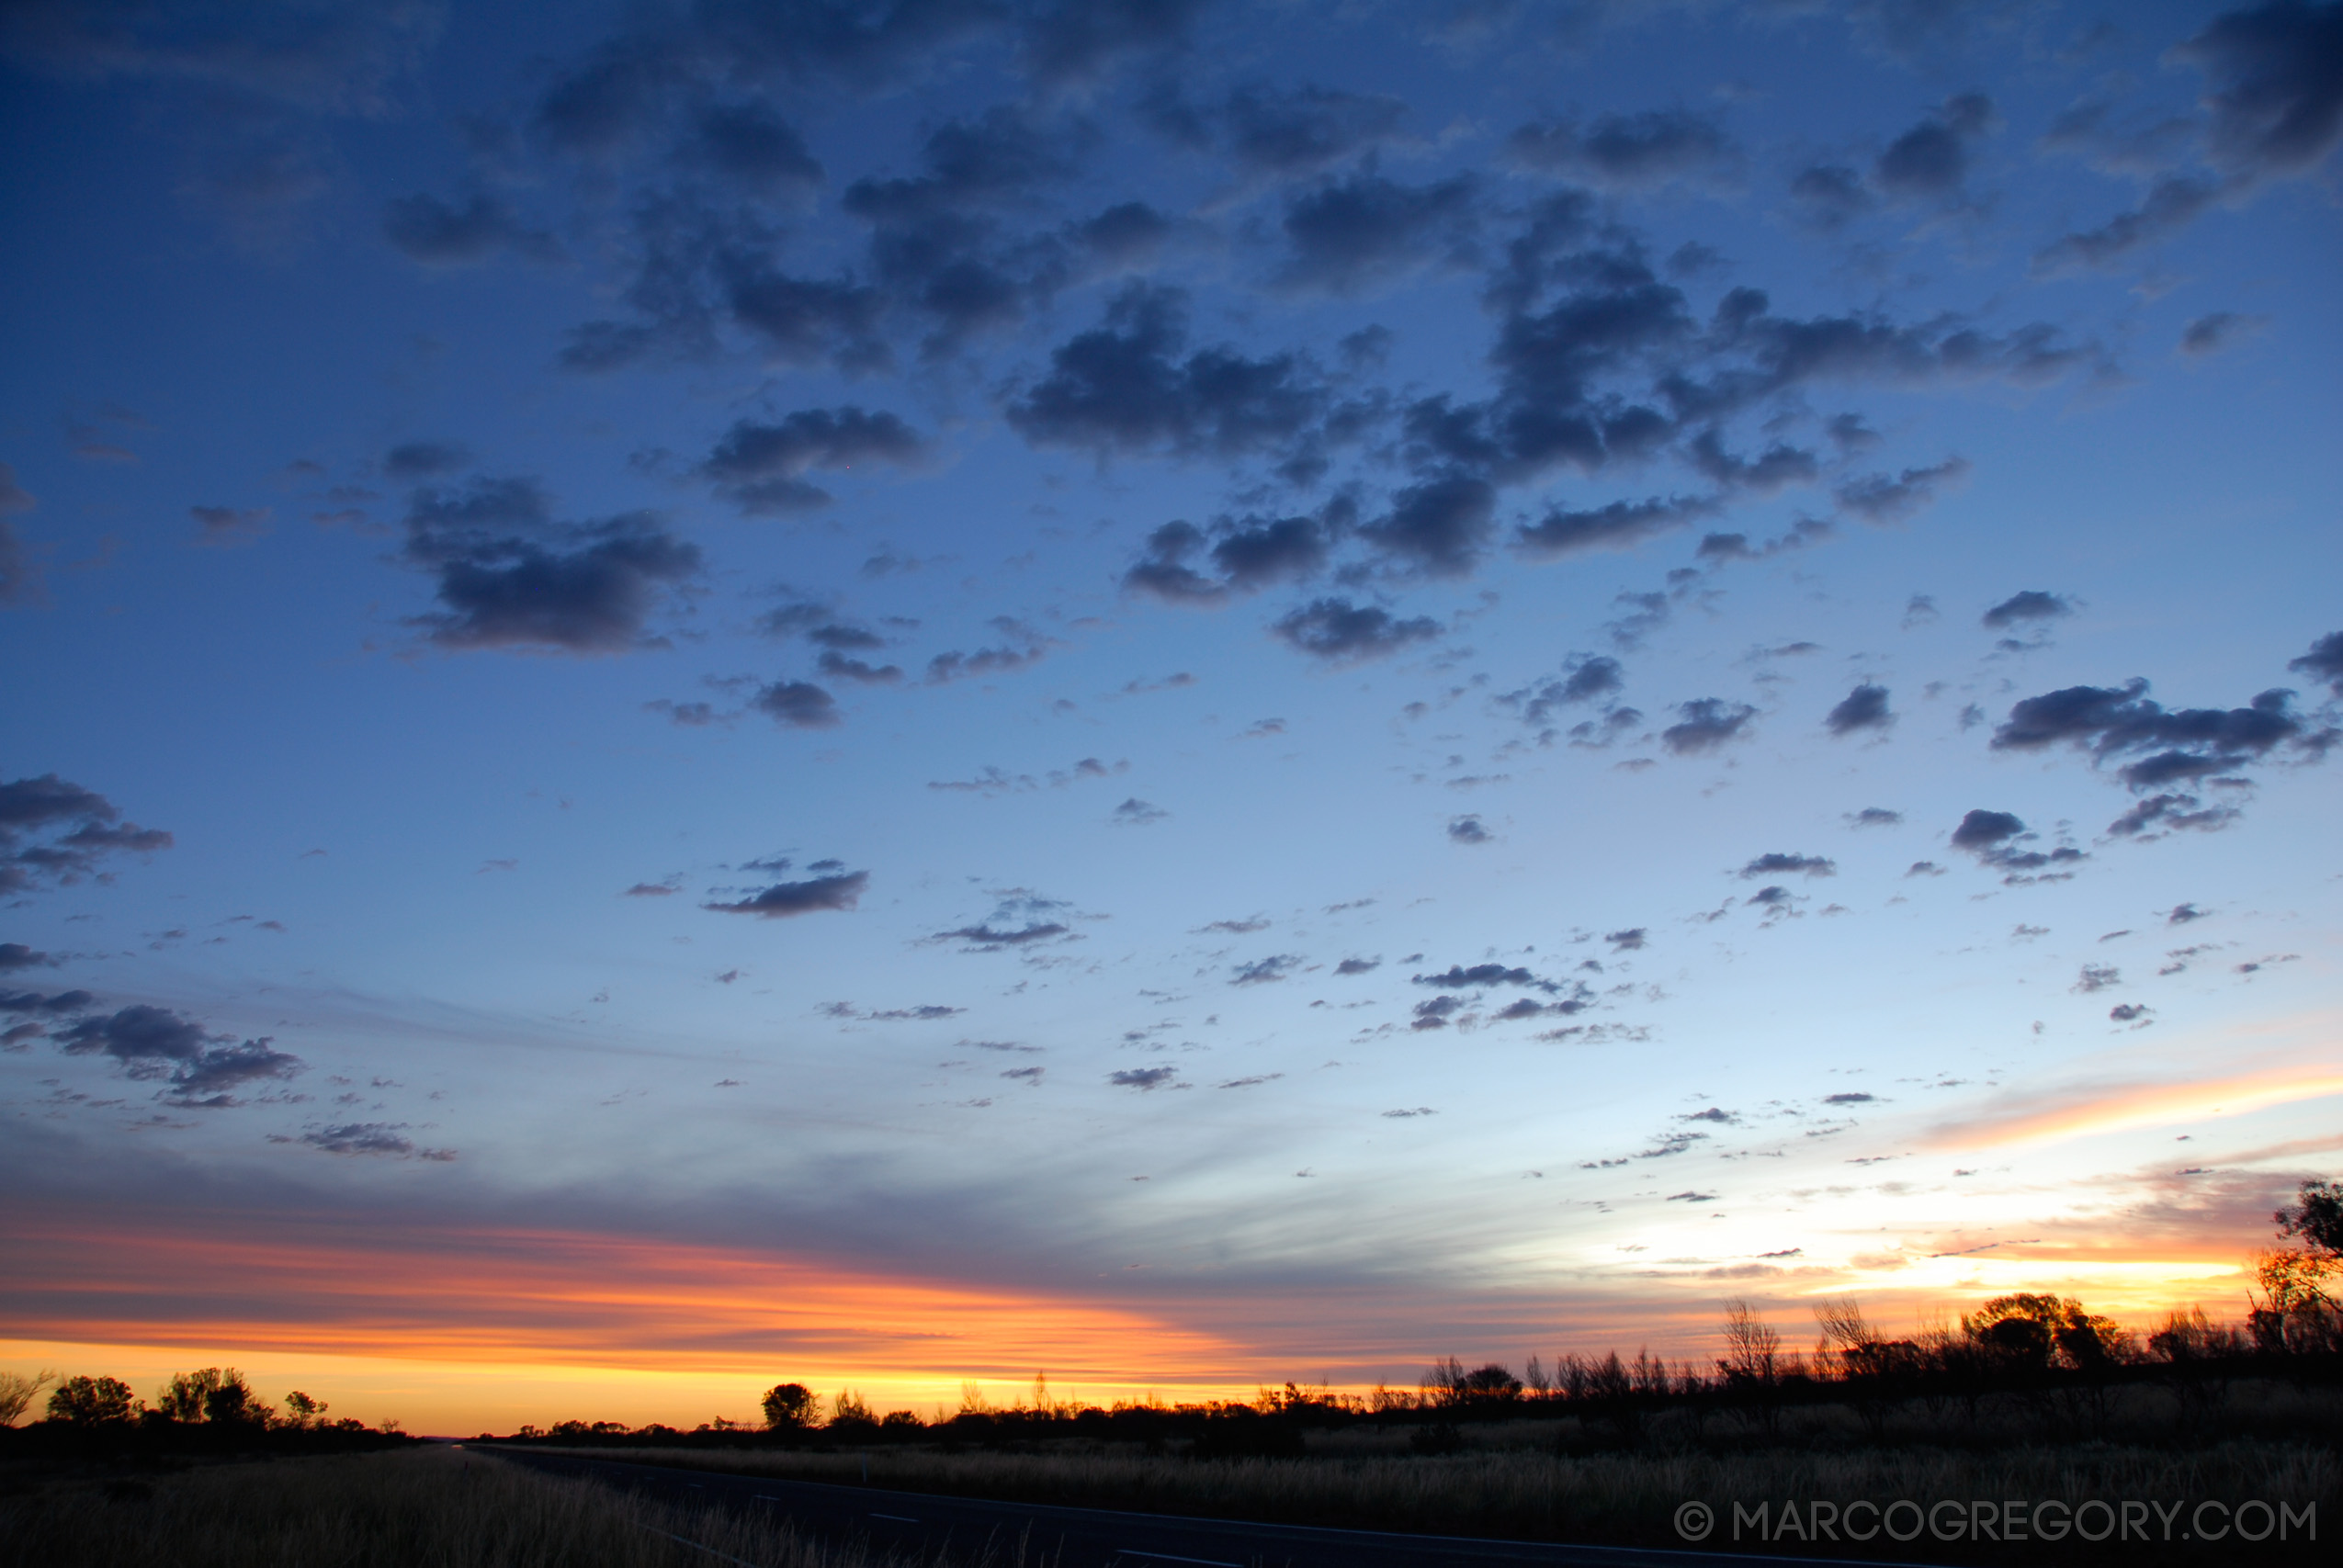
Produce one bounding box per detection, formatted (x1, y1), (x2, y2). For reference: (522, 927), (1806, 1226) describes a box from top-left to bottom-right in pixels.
(487, 1447), (1902, 1568)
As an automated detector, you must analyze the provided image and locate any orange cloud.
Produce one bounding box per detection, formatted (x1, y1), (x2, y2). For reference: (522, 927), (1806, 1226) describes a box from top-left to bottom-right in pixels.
(1922, 1063), (2343, 1151)
(1, 1205), (1250, 1382)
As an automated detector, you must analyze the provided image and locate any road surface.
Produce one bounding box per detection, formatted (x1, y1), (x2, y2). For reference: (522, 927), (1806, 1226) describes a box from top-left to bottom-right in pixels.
(480, 1446), (1919, 1568)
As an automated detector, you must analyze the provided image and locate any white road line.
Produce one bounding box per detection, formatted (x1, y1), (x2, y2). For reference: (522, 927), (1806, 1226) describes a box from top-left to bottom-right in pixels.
(1115, 1552), (1243, 1567)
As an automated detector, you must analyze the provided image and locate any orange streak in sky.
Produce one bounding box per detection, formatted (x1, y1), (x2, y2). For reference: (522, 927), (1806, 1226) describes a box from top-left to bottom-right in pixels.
(2, 1207), (1251, 1381)
(1922, 1065), (2343, 1151)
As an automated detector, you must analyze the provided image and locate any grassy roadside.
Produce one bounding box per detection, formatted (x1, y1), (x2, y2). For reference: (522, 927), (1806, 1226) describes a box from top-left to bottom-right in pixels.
(0, 1443), (946, 1568)
(530, 1432), (2337, 1565)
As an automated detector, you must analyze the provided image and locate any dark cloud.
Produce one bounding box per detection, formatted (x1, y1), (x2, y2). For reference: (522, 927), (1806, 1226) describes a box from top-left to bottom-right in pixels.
(554, 193), (889, 375)
(1739, 852), (1836, 879)
(751, 681), (842, 728)
(1515, 494), (1717, 559)
(1077, 199), (1172, 266)
(1833, 457), (1969, 523)
(1848, 807), (1903, 829)
(2110, 1003), (2153, 1023)
(1446, 815), (1491, 844)
(0, 987), (92, 1013)
(702, 407), (925, 514)
(1361, 471), (1494, 576)
(933, 921), (1070, 951)
(1230, 954), (1297, 985)
(1334, 956), (1379, 975)
(925, 619), (1051, 684)
(1507, 654), (1626, 728)
(1122, 512), (1333, 602)
(1274, 172), (1477, 295)
(1660, 698), (1756, 755)
(0, 773), (174, 896)
(1270, 598), (1439, 661)
(704, 871), (867, 918)
(1412, 963), (1550, 991)
(169, 1039), (305, 1098)
(1948, 808), (2086, 878)
(1007, 285), (1324, 460)
(2179, 310), (2268, 356)
(55, 1004), (301, 1101)
(1197, 83), (1409, 176)
(0, 943), (52, 972)
(382, 441), (470, 479)
(1992, 678), (2321, 789)
(1670, 291), (2086, 425)
(684, 101), (822, 195)
(1507, 110), (1739, 188)
(1410, 995), (1464, 1029)
(1825, 683), (1894, 736)
(2108, 792), (2239, 837)
(2288, 630), (2343, 695)
(190, 503), (269, 547)
(1108, 1066), (1182, 1090)
(2176, 1), (2343, 178)
(1210, 513), (1330, 591)
(1823, 1091), (1875, 1106)
(818, 650), (904, 685)
(1950, 809), (2026, 851)
(825, 106), (1105, 355)
(1112, 797), (1168, 825)
(289, 1122), (449, 1158)
(1607, 929), (1646, 952)
(1688, 429), (1819, 495)
(1982, 590), (2072, 628)
(2073, 964), (2121, 994)
(2032, 175), (2224, 274)
(401, 478), (699, 654)
(381, 192), (555, 266)
(1018, 0), (1208, 84)
(1788, 164), (1871, 230)
(1873, 93), (1996, 198)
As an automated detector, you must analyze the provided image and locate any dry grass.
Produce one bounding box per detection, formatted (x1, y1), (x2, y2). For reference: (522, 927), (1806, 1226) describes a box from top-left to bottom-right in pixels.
(557, 1416), (2339, 1565)
(0, 1443), (1013, 1568)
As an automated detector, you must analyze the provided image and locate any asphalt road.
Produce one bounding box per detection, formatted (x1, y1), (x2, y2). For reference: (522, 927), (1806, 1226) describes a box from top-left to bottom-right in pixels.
(478, 1446), (1919, 1568)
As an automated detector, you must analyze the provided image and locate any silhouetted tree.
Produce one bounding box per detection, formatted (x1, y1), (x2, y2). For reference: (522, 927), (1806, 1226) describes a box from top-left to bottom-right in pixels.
(282, 1391), (327, 1428)
(0, 1370), (54, 1427)
(2149, 1305), (2241, 1425)
(48, 1375), (136, 1426)
(157, 1368), (223, 1423)
(202, 1370), (265, 1427)
(1717, 1299), (1783, 1435)
(2277, 1179), (2343, 1256)
(761, 1382), (819, 1430)
(1459, 1363), (1523, 1403)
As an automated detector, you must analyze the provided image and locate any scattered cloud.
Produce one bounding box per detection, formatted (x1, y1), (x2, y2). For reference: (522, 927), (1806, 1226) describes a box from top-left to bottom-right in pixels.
(704, 870), (867, 918)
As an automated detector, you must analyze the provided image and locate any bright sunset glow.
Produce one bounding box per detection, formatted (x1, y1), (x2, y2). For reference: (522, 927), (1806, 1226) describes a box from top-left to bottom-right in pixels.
(3, 0), (2337, 1435)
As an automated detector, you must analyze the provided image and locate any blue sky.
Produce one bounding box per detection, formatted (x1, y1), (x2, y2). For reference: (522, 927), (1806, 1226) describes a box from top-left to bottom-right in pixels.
(3, 0), (2339, 1426)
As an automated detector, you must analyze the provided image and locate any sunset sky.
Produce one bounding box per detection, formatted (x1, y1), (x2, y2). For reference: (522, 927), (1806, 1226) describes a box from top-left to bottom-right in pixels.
(3, 0), (2338, 1434)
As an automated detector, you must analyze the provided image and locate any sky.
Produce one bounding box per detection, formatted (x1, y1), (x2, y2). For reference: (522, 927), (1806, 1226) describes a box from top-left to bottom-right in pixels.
(2, 0), (2339, 1434)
